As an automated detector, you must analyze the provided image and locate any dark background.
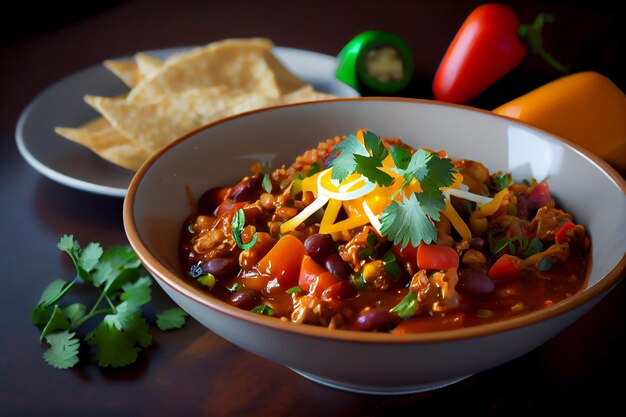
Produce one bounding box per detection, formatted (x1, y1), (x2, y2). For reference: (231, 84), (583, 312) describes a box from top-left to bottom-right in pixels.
(1, 1), (624, 416)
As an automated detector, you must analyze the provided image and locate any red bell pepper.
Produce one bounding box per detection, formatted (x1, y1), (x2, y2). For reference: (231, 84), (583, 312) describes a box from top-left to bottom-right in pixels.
(256, 235), (307, 292)
(417, 244), (459, 270)
(433, 3), (567, 104)
(488, 254), (524, 280)
(298, 256), (342, 297)
(555, 222), (575, 244)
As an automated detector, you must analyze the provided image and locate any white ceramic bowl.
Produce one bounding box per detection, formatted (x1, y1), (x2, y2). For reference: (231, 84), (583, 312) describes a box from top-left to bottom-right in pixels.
(124, 98), (626, 395)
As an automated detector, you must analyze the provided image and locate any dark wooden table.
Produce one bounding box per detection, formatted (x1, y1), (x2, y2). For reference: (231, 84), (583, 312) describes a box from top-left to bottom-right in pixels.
(1, 1), (624, 416)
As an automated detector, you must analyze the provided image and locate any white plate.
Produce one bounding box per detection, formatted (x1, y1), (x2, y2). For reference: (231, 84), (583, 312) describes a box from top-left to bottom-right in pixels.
(15, 46), (359, 197)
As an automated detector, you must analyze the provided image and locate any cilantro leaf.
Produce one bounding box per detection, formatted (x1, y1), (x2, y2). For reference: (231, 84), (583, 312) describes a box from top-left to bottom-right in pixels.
(120, 276), (152, 308)
(87, 321), (141, 368)
(40, 305), (71, 342)
(103, 301), (137, 331)
(156, 307), (189, 330)
(34, 235), (187, 370)
(363, 130), (388, 162)
(262, 173), (272, 193)
(353, 154), (394, 187)
(389, 145), (412, 170)
(380, 194), (438, 248)
(523, 237), (544, 258)
(58, 235), (102, 283)
(408, 150), (455, 195)
(251, 305), (273, 316)
(285, 286), (302, 294)
(231, 208), (258, 250)
(62, 303), (87, 326)
(494, 173), (510, 191)
(87, 313), (152, 368)
(32, 279), (75, 327)
(328, 134), (368, 182)
(92, 245), (142, 291)
(382, 251), (400, 279)
(390, 291), (418, 320)
(43, 331), (80, 369)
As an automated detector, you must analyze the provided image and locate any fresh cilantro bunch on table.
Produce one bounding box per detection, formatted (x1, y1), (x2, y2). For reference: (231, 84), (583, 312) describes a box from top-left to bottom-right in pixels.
(328, 130), (455, 248)
(31, 235), (189, 369)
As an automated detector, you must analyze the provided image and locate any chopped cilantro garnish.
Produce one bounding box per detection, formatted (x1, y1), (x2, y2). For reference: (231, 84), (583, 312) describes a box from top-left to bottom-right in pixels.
(285, 286), (302, 294)
(389, 291), (418, 320)
(493, 235), (544, 259)
(32, 235), (187, 369)
(231, 208), (258, 250)
(382, 251), (400, 279)
(328, 134), (369, 182)
(328, 131), (455, 248)
(494, 173), (510, 191)
(262, 173), (272, 193)
(251, 305), (273, 316)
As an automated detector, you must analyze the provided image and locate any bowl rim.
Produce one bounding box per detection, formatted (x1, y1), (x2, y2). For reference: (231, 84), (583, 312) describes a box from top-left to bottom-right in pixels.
(124, 97), (626, 344)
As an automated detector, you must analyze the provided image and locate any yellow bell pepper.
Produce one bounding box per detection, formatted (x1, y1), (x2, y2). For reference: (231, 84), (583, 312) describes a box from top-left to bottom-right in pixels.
(493, 71), (626, 174)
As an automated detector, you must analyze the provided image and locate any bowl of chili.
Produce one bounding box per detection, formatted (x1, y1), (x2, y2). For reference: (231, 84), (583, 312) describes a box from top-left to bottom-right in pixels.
(124, 98), (626, 395)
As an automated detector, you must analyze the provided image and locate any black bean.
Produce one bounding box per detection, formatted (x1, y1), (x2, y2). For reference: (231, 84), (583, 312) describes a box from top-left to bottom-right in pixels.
(469, 237), (486, 251)
(325, 254), (352, 279)
(457, 269), (495, 295)
(354, 308), (399, 332)
(304, 234), (336, 263)
(228, 290), (262, 311)
(200, 257), (237, 277)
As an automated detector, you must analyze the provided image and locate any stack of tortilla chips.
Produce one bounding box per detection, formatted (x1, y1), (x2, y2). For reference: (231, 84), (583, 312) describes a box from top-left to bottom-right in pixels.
(55, 38), (332, 171)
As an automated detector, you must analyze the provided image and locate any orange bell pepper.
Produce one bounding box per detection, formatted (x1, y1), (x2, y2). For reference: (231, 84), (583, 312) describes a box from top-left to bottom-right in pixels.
(493, 71), (626, 174)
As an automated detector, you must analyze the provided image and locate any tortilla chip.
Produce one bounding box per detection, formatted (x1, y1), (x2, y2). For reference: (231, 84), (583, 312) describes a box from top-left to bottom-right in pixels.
(85, 87), (236, 152)
(57, 38), (334, 171)
(135, 53), (162, 79)
(127, 38), (303, 103)
(55, 117), (150, 170)
(103, 60), (140, 88)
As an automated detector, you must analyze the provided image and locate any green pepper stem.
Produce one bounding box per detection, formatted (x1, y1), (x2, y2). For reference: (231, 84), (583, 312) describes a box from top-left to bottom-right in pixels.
(518, 12), (569, 74)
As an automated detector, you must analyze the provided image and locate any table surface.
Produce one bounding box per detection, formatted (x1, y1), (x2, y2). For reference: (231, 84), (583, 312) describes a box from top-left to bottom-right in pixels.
(1, 1), (624, 416)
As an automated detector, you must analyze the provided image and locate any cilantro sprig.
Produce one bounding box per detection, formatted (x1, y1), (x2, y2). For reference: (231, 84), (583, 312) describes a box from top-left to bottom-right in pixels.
(328, 130), (455, 248)
(32, 235), (189, 369)
(231, 208), (258, 250)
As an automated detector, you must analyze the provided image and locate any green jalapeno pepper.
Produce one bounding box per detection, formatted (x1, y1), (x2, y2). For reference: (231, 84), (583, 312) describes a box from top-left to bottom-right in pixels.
(336, 31), (413, 95)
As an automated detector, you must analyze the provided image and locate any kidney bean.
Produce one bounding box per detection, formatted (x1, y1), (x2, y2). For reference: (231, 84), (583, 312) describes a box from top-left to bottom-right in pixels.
(228, 290), (262, 311)
(457, 269), (495, 295)
(226, 175), (263, 202)
(197, 187), (229, 215)
(469, 237), (486, 251)
(354, 308), (399, 332)
(304, 234), (336, 263)
(324, 254), (352, 279)
(200, 257), (237, 277)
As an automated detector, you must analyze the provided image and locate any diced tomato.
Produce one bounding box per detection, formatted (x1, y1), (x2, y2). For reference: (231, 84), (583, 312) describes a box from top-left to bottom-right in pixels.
(257, 235), (307, 292)
(555, 222), (575, 244)
(488, 254), (523, 280)
(527, 180), (551, 209)
(299, 256), (342, 297)
(416, 244), (459, 270)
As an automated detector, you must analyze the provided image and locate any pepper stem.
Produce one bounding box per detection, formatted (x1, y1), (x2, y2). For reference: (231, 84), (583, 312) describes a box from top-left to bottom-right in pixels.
(518, 12), (569, 74)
